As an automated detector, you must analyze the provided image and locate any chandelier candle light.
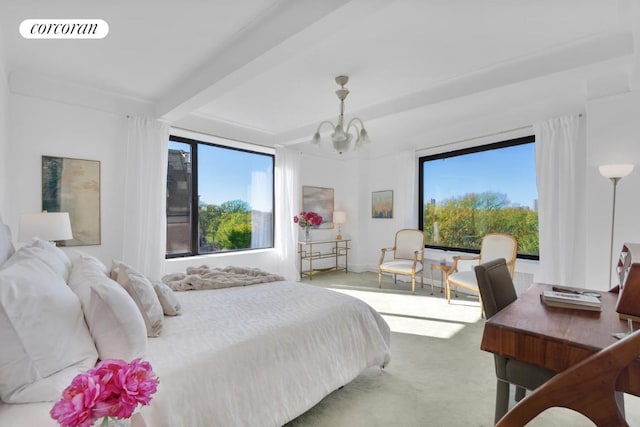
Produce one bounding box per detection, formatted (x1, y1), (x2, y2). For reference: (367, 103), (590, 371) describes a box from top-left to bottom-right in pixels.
(311, 75), (370, 154)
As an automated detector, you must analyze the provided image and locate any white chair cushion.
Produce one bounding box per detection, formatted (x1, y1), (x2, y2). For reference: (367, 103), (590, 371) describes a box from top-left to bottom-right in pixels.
(380, 260), (423, 274)
(0, 255), (98, 403)
(480, 235), (516, 263)
(68, 256), (147, 361)
(448, 270), (479, 290)
(395, 231), (424, 260)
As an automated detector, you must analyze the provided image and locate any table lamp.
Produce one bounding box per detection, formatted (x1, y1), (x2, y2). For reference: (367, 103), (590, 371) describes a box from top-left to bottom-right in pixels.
(19, 211), (73, 246)
(333, 211), (346, 240)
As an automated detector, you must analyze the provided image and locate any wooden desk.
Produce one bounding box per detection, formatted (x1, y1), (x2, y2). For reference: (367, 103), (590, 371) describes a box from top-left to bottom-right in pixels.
(480, 283), (640, 396)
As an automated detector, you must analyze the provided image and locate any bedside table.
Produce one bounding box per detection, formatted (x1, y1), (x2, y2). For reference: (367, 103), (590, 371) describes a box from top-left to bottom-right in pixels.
(430, 263), (451, 295)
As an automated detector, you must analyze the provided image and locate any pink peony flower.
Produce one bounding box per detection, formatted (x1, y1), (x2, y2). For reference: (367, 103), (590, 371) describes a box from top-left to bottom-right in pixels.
(51, 359), (159, 427)
(50, 373), (102, 427)
(294, 211), (323, 228)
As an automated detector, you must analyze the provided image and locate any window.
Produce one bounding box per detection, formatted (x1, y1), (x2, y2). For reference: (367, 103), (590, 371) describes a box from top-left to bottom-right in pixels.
(418, 135), (538, 259)
(166, 134), (274, 257)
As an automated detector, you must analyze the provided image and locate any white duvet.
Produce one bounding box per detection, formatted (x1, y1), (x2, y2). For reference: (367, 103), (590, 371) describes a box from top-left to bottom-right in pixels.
(0, 281), (391, 427)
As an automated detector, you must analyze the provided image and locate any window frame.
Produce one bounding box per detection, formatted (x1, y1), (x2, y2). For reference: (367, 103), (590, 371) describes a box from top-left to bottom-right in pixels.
(166, 134), (276, 259)
(418, 135), (539, 260)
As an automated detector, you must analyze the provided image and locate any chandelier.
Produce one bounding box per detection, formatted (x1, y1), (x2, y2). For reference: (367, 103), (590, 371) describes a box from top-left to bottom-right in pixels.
(311, 75), (370, 154)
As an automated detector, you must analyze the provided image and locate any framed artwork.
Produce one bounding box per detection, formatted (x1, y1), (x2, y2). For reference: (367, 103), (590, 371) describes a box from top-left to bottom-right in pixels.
(372, 190), (393, 219)
(302, 186), (334, 228)
(42, 155), (101, 246)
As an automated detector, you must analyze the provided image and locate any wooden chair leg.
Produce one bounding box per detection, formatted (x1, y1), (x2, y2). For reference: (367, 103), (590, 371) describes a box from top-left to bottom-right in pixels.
(378, 271), (382, 288)
(411, 275), (415, 294)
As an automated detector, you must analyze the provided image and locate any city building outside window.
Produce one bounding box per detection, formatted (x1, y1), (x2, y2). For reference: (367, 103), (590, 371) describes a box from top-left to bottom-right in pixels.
(166, 134), (274, 257)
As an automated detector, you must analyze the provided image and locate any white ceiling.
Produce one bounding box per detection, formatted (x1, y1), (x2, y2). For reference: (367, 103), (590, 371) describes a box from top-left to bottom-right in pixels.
(1, 0), (638, 158)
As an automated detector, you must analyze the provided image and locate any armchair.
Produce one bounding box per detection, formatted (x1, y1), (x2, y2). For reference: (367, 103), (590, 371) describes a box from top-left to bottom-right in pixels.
(446, 233), (517, 307)
(378, 229), (425, 294)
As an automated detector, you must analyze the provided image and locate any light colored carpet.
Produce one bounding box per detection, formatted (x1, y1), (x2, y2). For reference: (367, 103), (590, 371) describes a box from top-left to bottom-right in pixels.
(285, 271), (639, 427)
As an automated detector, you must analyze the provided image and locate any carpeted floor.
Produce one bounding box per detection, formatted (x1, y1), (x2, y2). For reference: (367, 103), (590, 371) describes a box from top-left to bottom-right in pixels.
(285, 271), (638, 427)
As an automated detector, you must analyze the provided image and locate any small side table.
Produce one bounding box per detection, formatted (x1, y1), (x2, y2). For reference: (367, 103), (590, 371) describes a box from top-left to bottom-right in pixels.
(430, 263), (451, 295)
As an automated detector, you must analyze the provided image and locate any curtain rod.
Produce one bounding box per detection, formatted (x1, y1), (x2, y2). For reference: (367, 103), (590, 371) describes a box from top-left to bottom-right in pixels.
(416, 113), (583, 154)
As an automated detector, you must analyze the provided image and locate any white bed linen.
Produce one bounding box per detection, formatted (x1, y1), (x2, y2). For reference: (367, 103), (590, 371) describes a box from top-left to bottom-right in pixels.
(0, 281), (390, 427)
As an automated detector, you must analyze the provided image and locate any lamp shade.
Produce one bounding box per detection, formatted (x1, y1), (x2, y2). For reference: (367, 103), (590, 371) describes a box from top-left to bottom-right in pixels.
(19, 212), (73, 242)
(598, 164), (634, 179)
(333, 211), (347, 224)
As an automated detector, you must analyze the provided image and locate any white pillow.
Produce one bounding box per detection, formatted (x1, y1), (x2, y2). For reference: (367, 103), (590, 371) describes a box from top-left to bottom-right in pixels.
(4, 238), (72, 282)
(153, 279), (182, 316)
(117, 266), (163, 337)
(110, 259), (132, 281)
(0, 256), (98, 403)
(66, 249), (108, 275)
(0, 224), (14, 266)
(68, 257), (147, 360)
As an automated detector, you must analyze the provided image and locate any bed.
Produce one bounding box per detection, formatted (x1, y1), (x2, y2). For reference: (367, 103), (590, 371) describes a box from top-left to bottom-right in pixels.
(0, 218), (391, 427)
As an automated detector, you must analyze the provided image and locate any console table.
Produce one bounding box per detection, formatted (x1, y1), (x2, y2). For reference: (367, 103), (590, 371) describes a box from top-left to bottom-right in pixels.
(298, 239), (350, 280)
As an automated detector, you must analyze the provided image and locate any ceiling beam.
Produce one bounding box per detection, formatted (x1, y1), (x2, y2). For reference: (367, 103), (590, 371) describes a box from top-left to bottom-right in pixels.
(157, 0), (388, 122)
(277, 29), (635, 146)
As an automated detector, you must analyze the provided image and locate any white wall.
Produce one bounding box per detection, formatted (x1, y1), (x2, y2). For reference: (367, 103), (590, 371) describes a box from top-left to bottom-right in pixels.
(298, 153), (361, 270)
(585, 90), (640, 289)
(0, 33), (8, 221)
(7, 93), (128, 263)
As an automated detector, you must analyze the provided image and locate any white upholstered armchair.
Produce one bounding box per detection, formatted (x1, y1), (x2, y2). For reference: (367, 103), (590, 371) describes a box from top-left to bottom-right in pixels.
(446, 233), (517, 306)
(378, 229), (425, 294)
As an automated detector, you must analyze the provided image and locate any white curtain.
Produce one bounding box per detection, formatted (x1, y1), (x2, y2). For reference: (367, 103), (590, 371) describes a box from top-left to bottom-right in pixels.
(122, 117), (170, 280)
(274, 146), (301, 281)
(395, 149), (418, 229)
(250, 170), (272, 248)
(534, 114), (585, 285)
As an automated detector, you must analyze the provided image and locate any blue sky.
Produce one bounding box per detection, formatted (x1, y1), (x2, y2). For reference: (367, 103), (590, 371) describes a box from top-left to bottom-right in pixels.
(171, 140), (536, 211)
(169, 141), (273, 211)
(422, 143), (537, 208)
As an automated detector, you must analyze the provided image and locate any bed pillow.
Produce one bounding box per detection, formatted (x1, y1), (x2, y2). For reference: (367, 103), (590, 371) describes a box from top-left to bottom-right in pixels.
(0, 224), (14, 266)
(153, 279), (182, 316)
(110, 259), (132, 281)
(68, 257), (147, 360)
(4, 238), (72, 282)
(117, 266), (163, 337)
(66, 249), (108, 275)
(0, 255), (98, 403)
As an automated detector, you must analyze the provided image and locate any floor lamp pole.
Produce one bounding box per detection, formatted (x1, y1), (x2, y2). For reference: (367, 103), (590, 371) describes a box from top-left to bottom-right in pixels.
(608, 177), (620, 288)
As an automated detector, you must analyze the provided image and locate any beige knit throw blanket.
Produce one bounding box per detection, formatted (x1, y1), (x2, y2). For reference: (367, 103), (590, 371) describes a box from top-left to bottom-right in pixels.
(162, 265), (286, 291)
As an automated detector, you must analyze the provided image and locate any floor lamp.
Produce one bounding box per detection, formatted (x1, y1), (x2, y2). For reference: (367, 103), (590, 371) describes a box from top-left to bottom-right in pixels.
(599, 164), (634, 288)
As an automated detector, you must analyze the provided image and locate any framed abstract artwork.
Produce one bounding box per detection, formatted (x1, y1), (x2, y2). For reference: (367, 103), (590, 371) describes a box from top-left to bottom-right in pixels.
(42, 155), (101, 246)
(372, 190), (393, 219)
(302, 186), (334, 228)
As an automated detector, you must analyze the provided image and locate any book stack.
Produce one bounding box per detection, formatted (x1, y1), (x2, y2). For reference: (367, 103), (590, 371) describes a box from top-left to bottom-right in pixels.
(541, 290), (602, 312)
